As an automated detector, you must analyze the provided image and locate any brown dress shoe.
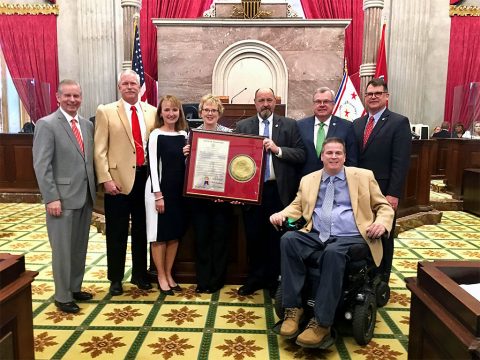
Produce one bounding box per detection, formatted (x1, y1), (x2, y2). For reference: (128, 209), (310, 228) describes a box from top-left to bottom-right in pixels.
(279, 307), (304, 338)
(296, 318), (334, 349)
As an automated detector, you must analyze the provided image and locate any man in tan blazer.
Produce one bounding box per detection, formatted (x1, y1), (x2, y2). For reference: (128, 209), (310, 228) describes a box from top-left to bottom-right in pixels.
(270, 137), (394, 349)
(94, 69), (157, 295)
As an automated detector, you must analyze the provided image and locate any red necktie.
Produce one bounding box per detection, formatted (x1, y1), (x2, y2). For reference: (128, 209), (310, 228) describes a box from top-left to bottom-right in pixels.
(363, 116), (375, 147)
(131, 106), (145, 166)
(71, 119), (84, 154)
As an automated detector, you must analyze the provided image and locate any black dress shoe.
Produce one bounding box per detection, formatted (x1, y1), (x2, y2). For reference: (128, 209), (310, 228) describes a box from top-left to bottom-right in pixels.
(159, 286), (174, 296)
(110, 281), (123, 296)
(237, 284), (261, 296)
(54, 300), (80, 313)
(131, 278), (152, 290)
(72, 291), (93, 301)
(170, 284), (182, 292)
(195, 286), (208, 293)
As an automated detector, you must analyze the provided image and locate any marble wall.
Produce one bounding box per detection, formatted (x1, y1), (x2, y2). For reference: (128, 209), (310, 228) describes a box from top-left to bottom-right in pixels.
(154, 19), (349, 120)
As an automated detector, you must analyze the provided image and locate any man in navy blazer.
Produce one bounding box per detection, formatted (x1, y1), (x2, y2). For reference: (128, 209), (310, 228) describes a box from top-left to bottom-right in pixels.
(353, 78), (412, 282)
(297, 87), (358, 176)
(235, 88), (305, 296)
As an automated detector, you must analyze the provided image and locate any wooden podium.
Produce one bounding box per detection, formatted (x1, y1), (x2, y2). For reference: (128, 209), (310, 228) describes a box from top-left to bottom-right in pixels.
(405, 261), (480, 359)
(219, 104), (286, 129)
(0, 254), (38, 360)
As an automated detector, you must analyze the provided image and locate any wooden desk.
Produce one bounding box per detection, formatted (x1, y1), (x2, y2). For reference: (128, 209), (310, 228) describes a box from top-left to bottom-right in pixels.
(398, 140), (433, 217)
(432, 139), (480, 199)
(463, 169), (480, 216)
(406, 261), (480, 360)
(0, 254), (38, 360)
(0, 134), (38, 193)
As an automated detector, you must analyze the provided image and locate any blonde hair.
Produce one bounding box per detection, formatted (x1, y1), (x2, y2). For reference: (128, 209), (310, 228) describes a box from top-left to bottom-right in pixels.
(198, 94), (224, 116)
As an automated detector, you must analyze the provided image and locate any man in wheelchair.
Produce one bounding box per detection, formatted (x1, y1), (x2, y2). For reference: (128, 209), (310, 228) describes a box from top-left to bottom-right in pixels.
(269, 137), (394, 349)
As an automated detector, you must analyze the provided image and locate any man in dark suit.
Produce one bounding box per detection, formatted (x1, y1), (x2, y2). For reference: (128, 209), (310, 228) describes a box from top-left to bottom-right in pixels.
(431, 121), (451, 138)
(235, 88), (305, 296)
(352, 78), (412, 281)
(297, 87), (358, 176)
(33, 79), (96, 313)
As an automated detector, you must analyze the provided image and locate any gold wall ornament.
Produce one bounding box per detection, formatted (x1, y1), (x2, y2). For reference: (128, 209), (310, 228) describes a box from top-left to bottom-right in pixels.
(231, 0), (272, 19)
(449, 5), (480, 16)
(0, 3), (59, 15)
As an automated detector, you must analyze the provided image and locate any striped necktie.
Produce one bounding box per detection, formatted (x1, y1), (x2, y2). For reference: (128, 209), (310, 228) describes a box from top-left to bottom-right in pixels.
(71, 119), (84, 154)
(363, 116), (375, 147)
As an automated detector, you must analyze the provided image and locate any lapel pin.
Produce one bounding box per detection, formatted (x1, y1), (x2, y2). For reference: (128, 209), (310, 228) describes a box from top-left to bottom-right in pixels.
(275, 124), (279, 128)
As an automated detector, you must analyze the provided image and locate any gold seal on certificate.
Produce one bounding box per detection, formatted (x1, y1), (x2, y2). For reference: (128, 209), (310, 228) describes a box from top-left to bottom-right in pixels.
(229, 155), (256, 182)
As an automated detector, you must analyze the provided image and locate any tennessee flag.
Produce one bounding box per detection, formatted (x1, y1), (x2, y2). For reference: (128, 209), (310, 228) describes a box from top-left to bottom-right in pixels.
(333, 72), (366, 121)
(374, 23), (388, 82)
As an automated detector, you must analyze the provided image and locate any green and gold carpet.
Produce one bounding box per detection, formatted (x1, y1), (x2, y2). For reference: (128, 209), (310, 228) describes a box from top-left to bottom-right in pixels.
(0, 202), (479, 359)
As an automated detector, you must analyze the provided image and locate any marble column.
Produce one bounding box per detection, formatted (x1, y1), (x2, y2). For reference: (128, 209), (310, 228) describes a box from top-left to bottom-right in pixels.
(121, 0), (141, 70)
(360, 0), (384, 98)
(57, 0), (123, 118)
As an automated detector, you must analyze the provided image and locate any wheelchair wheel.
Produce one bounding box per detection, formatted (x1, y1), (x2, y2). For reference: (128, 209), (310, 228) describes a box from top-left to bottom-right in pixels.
(352, 293), (377, 345)
(274, 282), (284, 319)
(376, 281), (390, 307)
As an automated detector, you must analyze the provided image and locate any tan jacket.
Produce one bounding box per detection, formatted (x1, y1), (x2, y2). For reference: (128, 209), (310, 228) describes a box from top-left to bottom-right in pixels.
(94, 100), (157, 194)
(279, 167), (394, 266)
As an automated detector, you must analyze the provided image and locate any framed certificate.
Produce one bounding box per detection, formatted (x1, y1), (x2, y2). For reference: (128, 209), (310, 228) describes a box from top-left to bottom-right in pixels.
(184, 129), (266, 204)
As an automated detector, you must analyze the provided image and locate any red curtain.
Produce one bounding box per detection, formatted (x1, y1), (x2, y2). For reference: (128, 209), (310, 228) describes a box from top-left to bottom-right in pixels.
(0, 14), (59, 122)
(140, 0), (214, 105)
(444, 16), (480, 127)
(300, 0), (364, 91)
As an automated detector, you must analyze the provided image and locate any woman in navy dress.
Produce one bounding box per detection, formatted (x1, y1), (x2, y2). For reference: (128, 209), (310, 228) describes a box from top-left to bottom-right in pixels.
(145, 95), (188, 295)
(183, 94), (233, 293)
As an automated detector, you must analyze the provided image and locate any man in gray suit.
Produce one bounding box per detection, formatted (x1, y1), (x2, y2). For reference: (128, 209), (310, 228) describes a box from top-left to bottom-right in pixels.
(33, 79), (96, 313)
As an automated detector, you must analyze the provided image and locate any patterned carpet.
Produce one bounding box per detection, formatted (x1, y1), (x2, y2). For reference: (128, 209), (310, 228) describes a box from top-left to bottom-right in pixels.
(1, 202), (479, 360)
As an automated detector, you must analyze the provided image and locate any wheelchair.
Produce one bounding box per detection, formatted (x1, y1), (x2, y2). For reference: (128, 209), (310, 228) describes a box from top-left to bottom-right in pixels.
(272, 228), (390, 346)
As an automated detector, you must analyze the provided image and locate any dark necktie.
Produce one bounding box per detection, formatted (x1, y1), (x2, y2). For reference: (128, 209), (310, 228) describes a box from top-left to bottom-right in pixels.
(71, 119), (84, 154)
(363, 116), (375, 147)
(131, 106), (144, 166)
(263, 119), (270, 181)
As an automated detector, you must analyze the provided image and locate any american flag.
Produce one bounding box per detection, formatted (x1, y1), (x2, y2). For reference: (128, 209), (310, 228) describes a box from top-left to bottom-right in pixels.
(132, 23), (147, 101)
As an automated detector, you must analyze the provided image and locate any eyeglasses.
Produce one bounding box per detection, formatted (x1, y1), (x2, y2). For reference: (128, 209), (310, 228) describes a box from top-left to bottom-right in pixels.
(365, 91), (388, 98)
(313, 100), (333, 105)
(202, 108), (218, 114)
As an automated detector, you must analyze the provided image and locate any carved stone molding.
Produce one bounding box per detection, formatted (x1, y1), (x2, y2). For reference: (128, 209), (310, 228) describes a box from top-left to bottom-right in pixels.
(212, 40), (288, 104)
(0, 3), (59, 15)
(120, 0), (141, 8)
(449, 5), (480, 16)
(363, 0), (384, 10)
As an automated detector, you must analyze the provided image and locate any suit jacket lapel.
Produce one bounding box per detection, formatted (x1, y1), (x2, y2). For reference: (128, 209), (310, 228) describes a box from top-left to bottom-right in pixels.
(78, 117), (89, 158)
(306, 116), (315, 143)
(327, 116), (338, 137)
(306, 170), (322, 218)
(58, 110), (84, 158)
(117, 100), (135, 149)
(345, 167), (359, 218)
(272, 115), (280, 143)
